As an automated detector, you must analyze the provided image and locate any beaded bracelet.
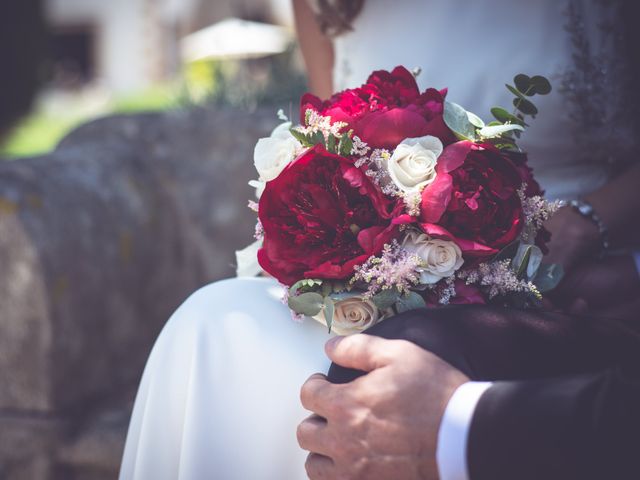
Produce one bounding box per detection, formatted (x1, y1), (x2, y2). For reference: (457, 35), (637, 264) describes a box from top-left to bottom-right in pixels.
(561, 199), (610, 252)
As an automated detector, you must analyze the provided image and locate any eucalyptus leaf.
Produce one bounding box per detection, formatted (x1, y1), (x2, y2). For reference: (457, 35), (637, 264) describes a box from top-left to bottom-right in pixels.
(321, 281), (333, 297)
(372, 289), (401, 310)
(506, 84), (528, 101)
(324, 296), (335, 333)
(512, 244), (543, 279)
(533, 263), (564, 292)
(444, 101), (476, 141)
(288, 292), (324, 316)
(395, 291), (427, 313)
(329, 291), (364, 302)
(511, 244), (532, 278)
(526, 245), (543, 279)
(514, 74), (532, 94)
(331, 281), (348, 293)
(466, 110), (485, 128)
(479, 124), (525, 138)
(512, 97), (538, 116)
(490, 107), (527, 127)
(493, 240), (521, 262)
(530, 75), (552, 95)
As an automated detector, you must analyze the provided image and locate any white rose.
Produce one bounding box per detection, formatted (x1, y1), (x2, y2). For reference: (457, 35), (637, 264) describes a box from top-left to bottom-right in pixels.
(253, 121), (300, 182)
(235, 240), (262, 277)
(388, 135), (443, 192)
(313, 296), (385, 335)
(248, 179), (265, 199)
(403, 231), (464, 284)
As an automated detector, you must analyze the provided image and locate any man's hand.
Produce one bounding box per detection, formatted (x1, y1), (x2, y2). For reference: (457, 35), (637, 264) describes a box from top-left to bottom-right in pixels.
(297, 334), (469, 480)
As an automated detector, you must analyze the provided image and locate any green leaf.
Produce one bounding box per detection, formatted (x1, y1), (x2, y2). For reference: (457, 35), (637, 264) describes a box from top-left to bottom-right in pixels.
(395, 291), (427, 313)
(289, 128), (314, 147)
(513, 245), (532, 278)
(330, 281), (348, 293)
(372, 289), (401, 310)
(311, 130), (325, 147)
(479, 124), (524, 138)
(326, 133), (337, 153)
(511, 244), (543, 279)
(493, 240), (521, 262)
(321, 281), (333, 297)
(530, 75), (552, 95)
(444, 101), (476, 141)
(506, 84), (528, 101)
(491, 107), (527, 127)
(466, 110), (485, 128)
(512, 97), (538, 116)
(533, 263), (564, 292)
(324, 296), (335, 333)
(514, 74), (532, 94)
(329, 291), (363, 302)
(338, 133), (354, 156)
(288, 292), (324, 316)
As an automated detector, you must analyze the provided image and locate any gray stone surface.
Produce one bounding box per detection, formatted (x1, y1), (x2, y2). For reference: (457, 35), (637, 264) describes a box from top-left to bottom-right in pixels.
(0, 106), (274, 478)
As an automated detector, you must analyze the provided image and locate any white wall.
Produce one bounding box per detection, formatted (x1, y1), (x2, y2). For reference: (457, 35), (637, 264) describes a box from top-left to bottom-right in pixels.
(46, 0), (149, 93)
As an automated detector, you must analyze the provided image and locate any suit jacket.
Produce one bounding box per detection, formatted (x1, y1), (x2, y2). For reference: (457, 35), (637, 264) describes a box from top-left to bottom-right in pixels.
(327, 305), (640, 480)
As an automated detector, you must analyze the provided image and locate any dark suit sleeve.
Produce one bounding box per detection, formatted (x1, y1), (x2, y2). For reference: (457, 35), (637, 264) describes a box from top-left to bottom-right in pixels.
(328, 305), (631, 384)
(468, 365), (640, 480)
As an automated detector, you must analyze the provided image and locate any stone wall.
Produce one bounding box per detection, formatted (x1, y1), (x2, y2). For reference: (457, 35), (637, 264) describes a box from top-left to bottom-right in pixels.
(0, 106), (274, 479)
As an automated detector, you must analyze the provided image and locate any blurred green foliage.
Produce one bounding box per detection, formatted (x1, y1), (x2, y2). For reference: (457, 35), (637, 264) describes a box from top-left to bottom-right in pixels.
(0, 48), (307, 160)
(0, 86), (179, 159)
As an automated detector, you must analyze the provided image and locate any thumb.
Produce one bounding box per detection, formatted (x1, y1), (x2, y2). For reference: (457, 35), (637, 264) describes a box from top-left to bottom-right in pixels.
(325, 334), (400, 372)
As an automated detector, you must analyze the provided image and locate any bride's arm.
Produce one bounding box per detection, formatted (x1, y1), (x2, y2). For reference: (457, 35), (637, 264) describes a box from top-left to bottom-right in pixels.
(545, 164), (640, 313)
(292, 0), (334, 98)
(545, 163), (640, 270)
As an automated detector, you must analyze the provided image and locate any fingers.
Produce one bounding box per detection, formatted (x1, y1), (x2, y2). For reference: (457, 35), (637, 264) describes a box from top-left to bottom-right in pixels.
(300, 373), (340, 418)
(305, 452), (335, 480)
(325, 334), (402, 372)
(297, 414), (332, 456)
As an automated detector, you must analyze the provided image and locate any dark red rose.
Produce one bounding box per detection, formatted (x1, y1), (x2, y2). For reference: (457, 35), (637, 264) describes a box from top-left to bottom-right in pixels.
(300, 66), (456, 149)
(258, 145), (401, 285)
(419, 142), (525, 254)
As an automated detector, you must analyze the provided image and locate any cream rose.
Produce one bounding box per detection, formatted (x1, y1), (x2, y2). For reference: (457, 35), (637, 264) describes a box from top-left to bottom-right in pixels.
(387, 135), (443, 192)
(313, 296), (385, 335)
(403, 231), (464, 284)
(235, 240), (262, 278)
(253, 121), (300, 183)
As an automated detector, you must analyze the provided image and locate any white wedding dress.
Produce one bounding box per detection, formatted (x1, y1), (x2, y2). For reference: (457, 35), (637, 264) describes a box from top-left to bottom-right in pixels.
(119, 1), (612, 479)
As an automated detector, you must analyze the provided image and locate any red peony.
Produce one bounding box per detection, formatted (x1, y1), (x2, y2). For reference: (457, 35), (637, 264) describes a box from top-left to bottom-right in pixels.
(300, 66), (455, 149)
(418, 142), (528, 254)
(258, 145), (401, 285)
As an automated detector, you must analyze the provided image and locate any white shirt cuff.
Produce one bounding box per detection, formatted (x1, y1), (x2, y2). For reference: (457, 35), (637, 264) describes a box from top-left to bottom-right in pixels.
(436, 381), (493, 480)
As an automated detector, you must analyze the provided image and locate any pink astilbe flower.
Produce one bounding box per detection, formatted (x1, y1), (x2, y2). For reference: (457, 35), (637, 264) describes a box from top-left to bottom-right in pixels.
(517, 185), (561, 242)
(352, 241), (421, 298)
(459, 259), (540, 299)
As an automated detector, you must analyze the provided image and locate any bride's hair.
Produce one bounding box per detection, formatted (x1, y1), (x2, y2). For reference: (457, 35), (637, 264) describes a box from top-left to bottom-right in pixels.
(309, 0), (365, 36)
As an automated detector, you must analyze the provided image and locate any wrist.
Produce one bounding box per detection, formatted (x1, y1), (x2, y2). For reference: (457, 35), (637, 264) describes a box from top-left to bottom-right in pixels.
(560, 205), (604, 255)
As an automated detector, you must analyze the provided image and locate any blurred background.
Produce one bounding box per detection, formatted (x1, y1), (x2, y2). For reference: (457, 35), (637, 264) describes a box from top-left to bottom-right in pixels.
(1, 0), (305, 158)
(0, 1), (305, 478)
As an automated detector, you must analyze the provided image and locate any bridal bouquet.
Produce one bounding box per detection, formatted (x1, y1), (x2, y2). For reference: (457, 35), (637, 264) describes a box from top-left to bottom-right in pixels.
(237, 66), (562, 335)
